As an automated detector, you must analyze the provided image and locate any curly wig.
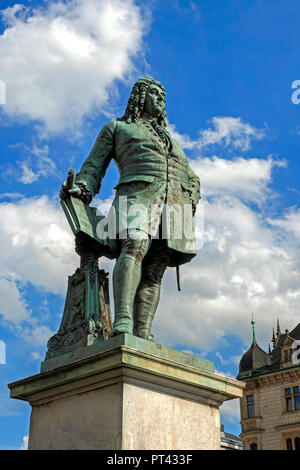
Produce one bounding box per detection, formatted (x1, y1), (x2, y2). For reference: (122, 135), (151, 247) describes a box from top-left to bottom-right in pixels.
(119, 77), (167, 128)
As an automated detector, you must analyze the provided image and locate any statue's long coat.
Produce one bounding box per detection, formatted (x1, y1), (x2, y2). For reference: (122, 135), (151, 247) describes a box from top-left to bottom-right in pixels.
(77, 118), (201, 267)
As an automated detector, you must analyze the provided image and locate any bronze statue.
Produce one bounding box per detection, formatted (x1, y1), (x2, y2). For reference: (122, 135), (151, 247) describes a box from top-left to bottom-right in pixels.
(60, 77), (200, 343)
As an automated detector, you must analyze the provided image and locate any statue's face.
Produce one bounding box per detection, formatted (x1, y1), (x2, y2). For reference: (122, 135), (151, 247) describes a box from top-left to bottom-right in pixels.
(143, 84), (165, 118)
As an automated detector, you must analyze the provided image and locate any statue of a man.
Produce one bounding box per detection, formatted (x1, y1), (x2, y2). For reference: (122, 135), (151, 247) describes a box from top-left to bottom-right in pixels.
(60, 77), (200, 341)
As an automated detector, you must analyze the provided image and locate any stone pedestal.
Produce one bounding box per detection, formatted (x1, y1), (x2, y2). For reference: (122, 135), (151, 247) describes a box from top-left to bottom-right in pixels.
(8, 335), (244, 450)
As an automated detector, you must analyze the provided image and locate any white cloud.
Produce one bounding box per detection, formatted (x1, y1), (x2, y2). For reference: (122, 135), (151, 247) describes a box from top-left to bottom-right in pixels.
(0, 193), (24, 200)
(15, 143), (59, 184)
(1, 4), (28, 23)
(30, 351), (42, 361)
(216, 352), (227, 365)
(19, 162), (40, 184)
(220, 398), (240, 424)
(190, 155), (284, 203)
(0, 195), (77, 295)
(20, 435), (28, 450)
(23, 324), (54, 347)
(0, 0), (146, 134)
(168, 117), (265, 151)
(0, 279), (29, 323)
(198, 117), (264, 151)
(269, 208), (300, 238)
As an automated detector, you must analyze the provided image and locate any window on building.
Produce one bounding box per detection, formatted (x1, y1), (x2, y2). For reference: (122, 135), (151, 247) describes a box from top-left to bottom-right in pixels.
(286, 438), (293, 450)
(285, 437), (300, 450)
(285, 386), (300, 412)
(250, 442), (258, 450)
(284, 349), (292, 362)
(247, 395), (255, 418)
(285, 388), (293, 411)
(294, 387), (300, 410)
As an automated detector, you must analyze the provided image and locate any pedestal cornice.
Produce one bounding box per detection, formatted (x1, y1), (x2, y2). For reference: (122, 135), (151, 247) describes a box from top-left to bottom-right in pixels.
(9, 334), (244, 408)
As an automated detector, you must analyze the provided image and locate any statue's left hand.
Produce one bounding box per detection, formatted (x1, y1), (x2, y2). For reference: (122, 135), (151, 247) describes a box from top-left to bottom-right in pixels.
(59, 176), (92, 205)
(59, 181), (82, 200)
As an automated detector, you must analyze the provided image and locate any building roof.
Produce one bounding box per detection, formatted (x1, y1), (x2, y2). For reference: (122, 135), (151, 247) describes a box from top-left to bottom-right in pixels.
(237, 321), (300, 381)
(290, 323), (300, 341)
(220, 425), (242, 450)
(238, 341), (271, 379)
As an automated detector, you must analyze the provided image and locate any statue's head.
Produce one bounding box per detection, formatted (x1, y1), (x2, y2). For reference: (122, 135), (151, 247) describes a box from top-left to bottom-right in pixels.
(122, 77), (167, 127)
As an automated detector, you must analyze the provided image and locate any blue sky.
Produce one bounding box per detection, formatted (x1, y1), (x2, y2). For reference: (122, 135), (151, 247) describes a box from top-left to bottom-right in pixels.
(1, 0), (300, 449)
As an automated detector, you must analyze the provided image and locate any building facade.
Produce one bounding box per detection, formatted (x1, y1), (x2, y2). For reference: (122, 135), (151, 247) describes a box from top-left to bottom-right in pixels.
(237, 321), (300, 450)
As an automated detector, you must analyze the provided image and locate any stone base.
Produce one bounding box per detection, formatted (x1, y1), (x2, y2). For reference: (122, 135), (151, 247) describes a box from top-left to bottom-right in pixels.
(8, 335), (244, 450)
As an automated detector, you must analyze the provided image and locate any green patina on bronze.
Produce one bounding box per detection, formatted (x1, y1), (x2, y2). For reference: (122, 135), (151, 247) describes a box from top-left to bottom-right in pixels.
(49, 76), (200, 355)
